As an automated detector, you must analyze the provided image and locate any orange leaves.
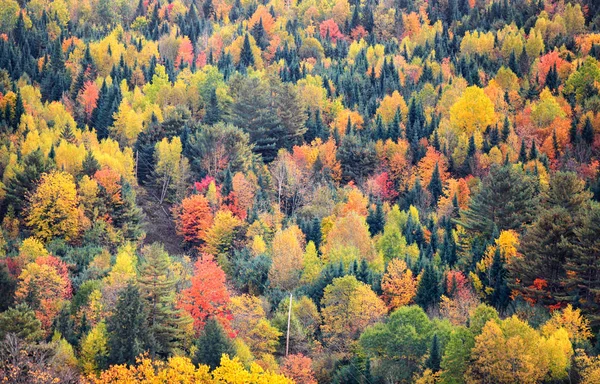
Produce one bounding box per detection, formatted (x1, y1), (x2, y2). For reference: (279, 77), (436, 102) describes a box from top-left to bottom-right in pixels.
(178, 255), (231, 334)
(248, 5), (275, 34)
(331, 109), (363, 136)
(381, 258), (417, 310)
(78, 81), (99, 123)
(175, 36), (194, 67)
(280, 354), (317, 384)
(173, 194), (214, 246)
(94, 168), (122, 204)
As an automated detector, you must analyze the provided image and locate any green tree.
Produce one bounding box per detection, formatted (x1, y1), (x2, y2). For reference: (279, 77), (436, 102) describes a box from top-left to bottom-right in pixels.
(360, 305), (434, 382)
(415, 264), (441, 311)
(0, 304), (44, 342)
(107, 284), (149, 365)
(457, 165), (539, 236)
(138, 243), (190, 358)
(193, 317), (234, 370)
(439, 327), (475, 384)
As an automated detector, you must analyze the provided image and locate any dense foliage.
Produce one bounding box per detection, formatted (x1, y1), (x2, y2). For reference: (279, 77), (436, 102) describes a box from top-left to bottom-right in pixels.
(0, 0), (600, 382)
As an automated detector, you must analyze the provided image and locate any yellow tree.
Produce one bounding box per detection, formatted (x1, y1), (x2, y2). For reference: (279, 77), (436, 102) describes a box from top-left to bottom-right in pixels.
(320, 275), (387, 354)
(381, 258), (417, 310)
(269, 225), (306, 290)
(26, 171), (81, 242)
(450, 86), (496, 135)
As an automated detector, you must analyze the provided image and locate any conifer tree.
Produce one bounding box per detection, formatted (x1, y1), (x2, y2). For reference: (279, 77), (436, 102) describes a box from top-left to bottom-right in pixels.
(239, 34), (255, 68)
(415, 264), (440, 311)
(193, 317), (234, 370)
(428, 163), (444, 203)
(107, 284), (150, 365)
(426, 334), (441, 372)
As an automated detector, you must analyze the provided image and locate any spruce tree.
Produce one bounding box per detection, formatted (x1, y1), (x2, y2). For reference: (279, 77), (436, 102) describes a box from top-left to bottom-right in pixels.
(107, 284), (150, 365)
(426, 334), (441, 372)
(428, 162), (444, 203)
(366, 201), (385, 236)
(193, 317), (234, 370)
(138, 244), (189, 358)
(239, 34), (255, 68)
(204, 87), (221, 125)
(415, 264), (440, 311)
(489, 248), (510, 313)
(582, 117), (594, 145)
(518, 140), (528, 163)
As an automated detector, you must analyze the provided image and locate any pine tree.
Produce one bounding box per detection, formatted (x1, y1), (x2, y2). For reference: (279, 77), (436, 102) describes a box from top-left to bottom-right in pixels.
(426, 334), (441, 372)
(388, 109), (401, 141)
(502, 116), (511, 141)
(428, 162), (444, 203)
(82, 151), (100, 177)
(415, 264), (440, 311)
(489, 248), (510, 313)
(107, 284), (149, 365)
(457, 165), (539, 236)
(138, 244), (189, 358)
(366, 201), (385, 236)
(193, 317), (234, 370)
(239, 34), (255, 68)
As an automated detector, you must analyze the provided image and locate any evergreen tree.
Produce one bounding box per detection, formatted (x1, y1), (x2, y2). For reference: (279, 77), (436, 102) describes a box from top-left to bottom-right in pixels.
(366, 201), (385, 236)
(428, 162), (444, 203)
(489, 248), (510, 313)
(0, 264), (15, 311)
(518, 140), (528, 163)
(138, 244), (189, 358)
(193, 317), (234, 370)
(457, 165), (539, 236)
(204, 87), (221, 125)
(582, 117), (594, 145)
(107, 284), (150, 365)
(426, 334), (441, 372)
(415, 264), (440, 311)
(239, 34), (255, 68)
(529, 140), (538, 160)
(502, 116), (511, 141)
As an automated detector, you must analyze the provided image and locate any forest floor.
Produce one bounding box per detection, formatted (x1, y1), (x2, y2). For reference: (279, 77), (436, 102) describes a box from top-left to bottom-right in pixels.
(136, 186), (187, 256)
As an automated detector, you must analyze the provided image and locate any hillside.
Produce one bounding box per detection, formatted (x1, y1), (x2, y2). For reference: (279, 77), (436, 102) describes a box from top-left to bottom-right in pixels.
(1, 0), (600, 382)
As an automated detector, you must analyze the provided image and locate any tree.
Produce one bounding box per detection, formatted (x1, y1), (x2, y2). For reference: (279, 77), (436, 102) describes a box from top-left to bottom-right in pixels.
(381, 258), (417, 310)
(0, 0), (19, 33)
(138, 243), (190, 358)
(360, 305), (434, 382)
(184, 122), (253, 178)
(173, 194), (214, 246)
(0, 304), (43, 342)
(79, 321), (109, 375)
(428, 163), (444, 203)
(457, 165), (538, 236)
(488, 248), (510, 313)
(239, 34), (255, 68)
(178, 255), (231, 333)
(440, 327), (475, 384)
(106, 284), (150, 366)
(426, 334), (441, 372)
(25, 171), (81, 242)
(269, 225), (305, 290)
(320, 275), (386, 354)
(415, 264), (441, 311)
(280, 354), (317, 384)
(450, 86), (496, 135)
(193, 317), (234, 370)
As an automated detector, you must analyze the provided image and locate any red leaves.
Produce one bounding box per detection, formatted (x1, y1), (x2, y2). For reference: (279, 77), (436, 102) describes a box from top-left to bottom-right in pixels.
(178, 255), (232, 335)
(319, 19), (344, 43)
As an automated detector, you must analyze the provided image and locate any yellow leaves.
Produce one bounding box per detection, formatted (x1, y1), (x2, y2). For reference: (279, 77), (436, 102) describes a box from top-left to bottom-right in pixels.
(322, 212), (377, 270)
(111, 100), (143, 146)
(542, 328), (573, 381)
(89, 354), (212, 384)
(339, 186), (368, 217)
(80, 322), (108, 375)
(530, 88), (566, 128)
(90, 138), (136, 184)
(227, 34), (264, 69)
(212, 355), (293, 384)
(55, 140), (87, 175)
(494, 66), (519, 92)
(155, 136), (183, 176)
(301, 241), (323, 285)
(26, 171), (81, 242)
(541, 305), (592, 344)
(331, 109), (364, 136)
(450, 86), (496, 135)
(460, 30), (495, 57)
(381, 258), (417, 310)
(18, 237), (48, 265)
(269, 225), (306, 290)
(104, 244), (137, 287)
(376, 91), (408, 125)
